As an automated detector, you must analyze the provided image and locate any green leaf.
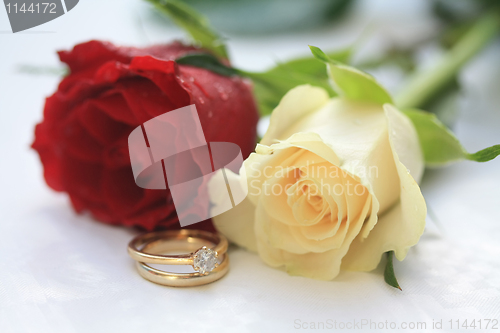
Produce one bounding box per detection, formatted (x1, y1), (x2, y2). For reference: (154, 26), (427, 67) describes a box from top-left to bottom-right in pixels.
(243, 47), (350, 116)
(467, 145), (500, 162)
(404, 109), (500, 165)
(176, 53), (238, 76)
(309, 45), (393, 105)
(269, 47), (352, 79)
(241, 69), (336, 116)
(384, 251), (402, 291)
(309, 45), (331, 63)
(146, 0), (228, 58)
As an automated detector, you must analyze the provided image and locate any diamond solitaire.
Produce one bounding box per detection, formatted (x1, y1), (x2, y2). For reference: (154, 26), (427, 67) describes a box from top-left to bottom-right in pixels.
(193, 246), (219, 275)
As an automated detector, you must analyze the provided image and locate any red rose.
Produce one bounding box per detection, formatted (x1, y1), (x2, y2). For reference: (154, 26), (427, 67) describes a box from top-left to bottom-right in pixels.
(32, 40), (259, 231)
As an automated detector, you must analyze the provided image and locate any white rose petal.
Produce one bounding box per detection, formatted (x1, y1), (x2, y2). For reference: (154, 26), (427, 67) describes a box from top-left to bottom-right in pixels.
(210, 84), (426, 280)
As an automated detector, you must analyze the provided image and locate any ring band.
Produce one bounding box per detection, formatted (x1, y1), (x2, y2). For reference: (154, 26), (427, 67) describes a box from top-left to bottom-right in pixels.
(127, 229), (229, 287)
(135, 255), (229, 287)
(128, 229), (228, 266)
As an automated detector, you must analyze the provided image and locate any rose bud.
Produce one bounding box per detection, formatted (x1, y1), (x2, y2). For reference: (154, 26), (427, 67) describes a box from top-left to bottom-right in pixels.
(32, 40), (259, 231)
(211, 66), (426, 280)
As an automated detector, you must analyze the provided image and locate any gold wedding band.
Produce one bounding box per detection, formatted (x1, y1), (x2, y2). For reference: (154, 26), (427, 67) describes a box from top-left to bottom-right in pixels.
(135, 256), (229, 287)
(127, 229), (229, 287)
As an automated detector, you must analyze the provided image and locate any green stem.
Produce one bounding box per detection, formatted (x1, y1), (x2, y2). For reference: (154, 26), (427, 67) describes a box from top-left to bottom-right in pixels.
(395, 12), (500, 109)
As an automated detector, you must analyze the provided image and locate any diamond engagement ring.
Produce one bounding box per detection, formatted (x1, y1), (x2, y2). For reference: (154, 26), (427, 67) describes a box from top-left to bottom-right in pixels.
(127, 229), (229, 287)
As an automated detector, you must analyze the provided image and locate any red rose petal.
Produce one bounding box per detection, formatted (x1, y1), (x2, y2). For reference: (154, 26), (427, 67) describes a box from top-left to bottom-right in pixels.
(122, 201), (177, 230)
(58, 40), (133, 74)
(129, 56), (191, 111)
(32, 122), (64, 191)
(178, 65), (258, 159)
(114, 77), (179, 123)
(77, 101), (132, 146)
(59, 111), (104, 163)
(61, 154), (103, 203)
(91, 91), (138, 125)
(100, 166), (147, 217)
(102, 141), (131, 169)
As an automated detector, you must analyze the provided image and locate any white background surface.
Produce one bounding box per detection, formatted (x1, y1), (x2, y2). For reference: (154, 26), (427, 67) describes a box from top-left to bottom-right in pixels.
(1, 1), (499, 332)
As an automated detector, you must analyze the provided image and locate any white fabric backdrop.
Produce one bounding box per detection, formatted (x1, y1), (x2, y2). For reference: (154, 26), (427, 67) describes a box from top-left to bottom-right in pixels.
(1, 0), (499, 332)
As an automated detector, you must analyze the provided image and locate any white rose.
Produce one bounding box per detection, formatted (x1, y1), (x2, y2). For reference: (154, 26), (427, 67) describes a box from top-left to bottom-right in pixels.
(210, 64), (427, 280)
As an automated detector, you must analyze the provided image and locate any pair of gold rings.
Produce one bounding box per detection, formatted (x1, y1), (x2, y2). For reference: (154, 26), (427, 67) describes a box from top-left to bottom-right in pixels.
(127, 229), (229, 287)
